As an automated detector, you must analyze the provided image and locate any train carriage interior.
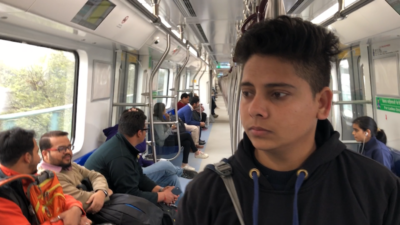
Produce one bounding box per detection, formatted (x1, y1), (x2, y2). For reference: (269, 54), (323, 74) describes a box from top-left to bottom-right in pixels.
(2, 0), (400, 222)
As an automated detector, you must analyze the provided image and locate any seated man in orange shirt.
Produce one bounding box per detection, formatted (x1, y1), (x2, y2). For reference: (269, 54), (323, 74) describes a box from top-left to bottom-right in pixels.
(0, 127), (90, 225)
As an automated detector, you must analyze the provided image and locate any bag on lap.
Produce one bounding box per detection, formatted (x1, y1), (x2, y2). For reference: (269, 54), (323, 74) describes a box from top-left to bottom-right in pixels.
(158, 203), (178, 225)
(79, 178), (164, 225)
(170, 115), (186, 134)
(89, 194), (164, 225)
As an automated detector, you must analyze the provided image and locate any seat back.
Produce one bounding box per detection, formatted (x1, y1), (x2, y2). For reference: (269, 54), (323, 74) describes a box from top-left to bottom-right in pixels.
(74, 149), (96, 166)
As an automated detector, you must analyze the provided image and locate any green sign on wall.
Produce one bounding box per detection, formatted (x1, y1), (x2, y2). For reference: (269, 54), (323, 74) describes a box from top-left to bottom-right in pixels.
(376, 97), (400, 114)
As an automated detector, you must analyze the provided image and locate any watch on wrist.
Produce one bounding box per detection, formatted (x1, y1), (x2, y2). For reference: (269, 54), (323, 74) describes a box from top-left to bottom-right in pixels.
(159, 187), (164, 192)
(96, 189), (108, 197)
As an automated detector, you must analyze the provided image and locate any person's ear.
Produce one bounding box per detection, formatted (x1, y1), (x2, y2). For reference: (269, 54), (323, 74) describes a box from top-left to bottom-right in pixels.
(316, 87), (333, 120)
(23, 152), (32, 164)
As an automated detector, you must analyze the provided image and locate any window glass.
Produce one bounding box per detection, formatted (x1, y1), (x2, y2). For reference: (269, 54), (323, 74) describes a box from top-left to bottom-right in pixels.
(126, 64), (136, 103)
(156, 68), (169, 104)
(339, 59), (353, 118)
(0, 39), (78, 140)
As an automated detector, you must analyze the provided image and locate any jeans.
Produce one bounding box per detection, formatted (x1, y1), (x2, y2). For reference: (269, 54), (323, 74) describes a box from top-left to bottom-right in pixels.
(143, 160), (183, 193)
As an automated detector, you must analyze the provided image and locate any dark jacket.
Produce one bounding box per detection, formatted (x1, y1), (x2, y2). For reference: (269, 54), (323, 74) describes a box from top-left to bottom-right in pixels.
(362, 136), (393, 171)
(178, 104), (200, 126)
(177, 120), (400, 225)
(85, 133), (158, 203)
(103, 124), (154, 167)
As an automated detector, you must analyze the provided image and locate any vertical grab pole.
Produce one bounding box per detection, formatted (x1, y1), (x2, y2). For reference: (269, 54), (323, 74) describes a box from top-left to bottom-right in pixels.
(149, 34), (171, 163)
(197, 67), (207, 103)
(174, 47), (190, 156)
(192, 61), (203, 94)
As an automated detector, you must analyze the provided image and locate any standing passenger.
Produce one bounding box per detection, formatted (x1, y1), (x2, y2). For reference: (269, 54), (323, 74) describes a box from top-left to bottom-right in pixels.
(177, 16), (400, 225)
(352, 116), (393, 170)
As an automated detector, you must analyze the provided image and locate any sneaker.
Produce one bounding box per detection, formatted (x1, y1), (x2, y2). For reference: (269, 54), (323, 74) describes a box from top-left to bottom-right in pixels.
(212, 114), (219, 118)
(195, 151), (209, 159)
(181, 169), (198, 179)
(199, 140), (206, 145)
(181, 164), (195, 171)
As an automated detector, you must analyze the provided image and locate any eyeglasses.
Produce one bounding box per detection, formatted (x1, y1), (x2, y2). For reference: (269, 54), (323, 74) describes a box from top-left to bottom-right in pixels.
(46, 145), (74, 153)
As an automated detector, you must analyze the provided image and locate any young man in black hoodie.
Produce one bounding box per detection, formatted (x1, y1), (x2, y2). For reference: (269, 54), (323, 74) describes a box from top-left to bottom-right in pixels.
(176, 16), (400, 225)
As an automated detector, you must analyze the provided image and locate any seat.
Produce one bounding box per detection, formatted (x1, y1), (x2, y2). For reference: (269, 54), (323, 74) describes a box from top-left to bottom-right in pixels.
(74, 149), (96, 166)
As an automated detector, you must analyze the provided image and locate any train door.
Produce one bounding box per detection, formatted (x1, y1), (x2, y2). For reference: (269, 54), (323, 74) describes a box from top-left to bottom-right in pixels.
(331, 46), (374, 151)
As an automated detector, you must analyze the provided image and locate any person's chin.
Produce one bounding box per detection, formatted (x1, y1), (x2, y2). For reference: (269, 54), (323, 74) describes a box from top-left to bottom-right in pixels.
(250, 138), (279, 152)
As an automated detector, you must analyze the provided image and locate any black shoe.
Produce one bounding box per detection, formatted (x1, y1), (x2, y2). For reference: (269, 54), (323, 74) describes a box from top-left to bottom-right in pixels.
(199, 140), (206, 145)
(181, 169), (198, 179)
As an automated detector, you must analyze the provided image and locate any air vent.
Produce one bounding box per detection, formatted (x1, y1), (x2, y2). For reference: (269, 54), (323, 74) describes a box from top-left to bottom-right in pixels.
(182, 0), (197, 17)
(196, 24), (209, 43)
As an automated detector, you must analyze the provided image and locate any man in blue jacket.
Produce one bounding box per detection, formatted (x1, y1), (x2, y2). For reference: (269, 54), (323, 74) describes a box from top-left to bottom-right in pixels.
(178, 96), (206, 144)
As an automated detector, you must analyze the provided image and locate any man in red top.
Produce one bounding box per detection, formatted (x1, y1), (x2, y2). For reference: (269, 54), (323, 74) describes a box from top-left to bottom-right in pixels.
(0, 127), (89, 225)
(177, 93), (190, 110)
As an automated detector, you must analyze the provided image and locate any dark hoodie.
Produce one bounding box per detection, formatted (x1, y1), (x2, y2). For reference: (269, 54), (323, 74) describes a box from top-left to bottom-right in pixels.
(176, 120), (400, 225)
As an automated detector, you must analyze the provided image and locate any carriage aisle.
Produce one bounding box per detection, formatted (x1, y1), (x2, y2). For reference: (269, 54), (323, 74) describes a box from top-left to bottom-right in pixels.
(172, 95), (232, 192)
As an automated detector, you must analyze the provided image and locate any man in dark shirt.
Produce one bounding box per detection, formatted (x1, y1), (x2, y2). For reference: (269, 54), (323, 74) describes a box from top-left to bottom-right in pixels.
(85, 108), (178, 205)
(177, 16), (400, 225)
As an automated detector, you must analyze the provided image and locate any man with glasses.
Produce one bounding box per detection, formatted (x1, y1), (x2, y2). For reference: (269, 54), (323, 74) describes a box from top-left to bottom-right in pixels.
(38, 131), (113, 215)
(0, 127), (89, 225)
(85, 108), (180, 205)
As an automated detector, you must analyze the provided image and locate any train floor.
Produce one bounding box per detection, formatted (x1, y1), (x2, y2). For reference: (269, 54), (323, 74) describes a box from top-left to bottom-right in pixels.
(170, 95), (232, 193)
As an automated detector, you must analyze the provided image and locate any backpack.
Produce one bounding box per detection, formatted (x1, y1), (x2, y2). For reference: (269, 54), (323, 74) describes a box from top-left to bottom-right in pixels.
(89, 194), (164, 225)
(158, 203), (177, 225)
(206, 159), (245, 225)
(170, 115), (186, 134)
(0, 170), (66, 224)
(79, 178), (164, 225)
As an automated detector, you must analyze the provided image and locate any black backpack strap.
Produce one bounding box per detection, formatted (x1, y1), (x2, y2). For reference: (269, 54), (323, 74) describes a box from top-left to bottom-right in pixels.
(206, 159), (245, 225)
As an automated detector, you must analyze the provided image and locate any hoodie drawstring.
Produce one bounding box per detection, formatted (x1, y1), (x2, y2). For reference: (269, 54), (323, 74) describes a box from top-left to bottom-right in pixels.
(250, 169), (260, 225)
(293, 169), (308, 225)
(251, 168), (308, 225)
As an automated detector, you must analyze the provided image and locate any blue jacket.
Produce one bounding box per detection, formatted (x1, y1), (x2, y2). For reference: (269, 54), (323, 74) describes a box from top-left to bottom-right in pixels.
(362, 136), (393, 170)
(178, 104), (200, 126)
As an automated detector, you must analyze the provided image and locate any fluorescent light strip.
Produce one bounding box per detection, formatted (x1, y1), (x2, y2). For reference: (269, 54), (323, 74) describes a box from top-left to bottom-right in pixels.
(311, 3), (338, 24)
(189, 47), (198, 56)
(172, 30), (180, 37)
(160, 16), (171, 28)
(137, 0), (152, 12)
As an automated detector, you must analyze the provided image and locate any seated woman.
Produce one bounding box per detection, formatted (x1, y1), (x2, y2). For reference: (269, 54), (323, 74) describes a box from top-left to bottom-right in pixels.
(352, 116), (393, 170)
(153, 102), (208, 171)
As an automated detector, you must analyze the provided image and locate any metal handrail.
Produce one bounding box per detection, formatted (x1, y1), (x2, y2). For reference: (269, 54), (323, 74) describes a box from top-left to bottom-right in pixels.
(113, 103), (149, 107)
(149, 33), (171, 163)
(332, 100), (372, 105)
(0, 104), (72, 120)
(191, 61), (203, 94)
(162, 47), (190, 162)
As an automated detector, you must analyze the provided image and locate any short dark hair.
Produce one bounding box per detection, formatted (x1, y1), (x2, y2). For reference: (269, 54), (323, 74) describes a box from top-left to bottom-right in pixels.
(118, 108), (147, 137)
(234, 16), (340, 95)
(190, 96), (200, 105)
(39, 131), (69, 151)
(0, 127), (36, 166)
(180, 93), (189, 100)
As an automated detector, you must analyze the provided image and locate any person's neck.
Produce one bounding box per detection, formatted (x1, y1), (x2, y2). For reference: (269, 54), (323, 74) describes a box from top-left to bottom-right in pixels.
(254, 136), (317, 172)
(6, 163), (31, 174)
(123, 134), (140, 147)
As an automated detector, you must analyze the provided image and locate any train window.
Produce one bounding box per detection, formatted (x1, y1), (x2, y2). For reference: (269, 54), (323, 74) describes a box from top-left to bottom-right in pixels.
(126, 64), (137, 103)
(339, 59), (353, 118)
(156, 68), (169, 105)
(0, 39), (78, 141)
(385, 0), (400, 15)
